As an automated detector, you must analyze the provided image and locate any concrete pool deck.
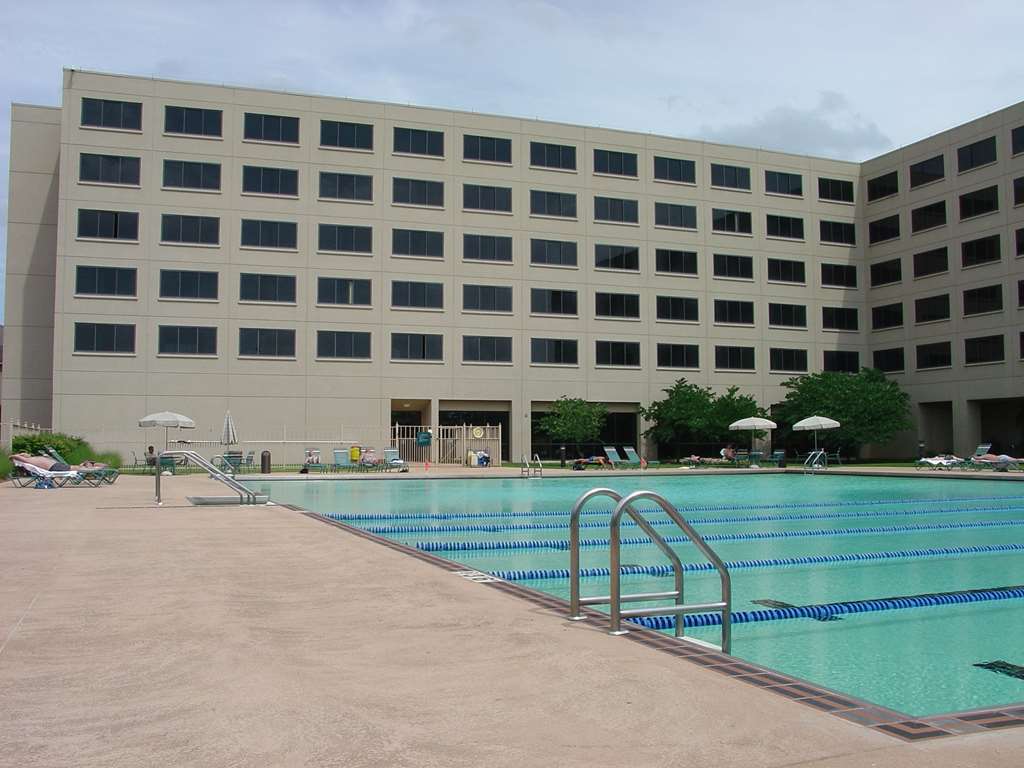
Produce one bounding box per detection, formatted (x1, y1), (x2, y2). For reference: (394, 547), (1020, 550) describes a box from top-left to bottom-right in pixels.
(1, 474), (1023, 766)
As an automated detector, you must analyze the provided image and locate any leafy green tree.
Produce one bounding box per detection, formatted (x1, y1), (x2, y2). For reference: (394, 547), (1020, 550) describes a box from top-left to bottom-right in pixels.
(773, 368), (912, 453)
(539, 397), (608, 451)
(641, 379), (765, 444)
(707, 387), (766, 444)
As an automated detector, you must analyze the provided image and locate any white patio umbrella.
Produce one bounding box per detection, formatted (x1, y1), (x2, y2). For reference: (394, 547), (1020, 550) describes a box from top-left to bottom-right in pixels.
(138, 411), (196, 449)
(221, 410), (239, 446)
(792, 415), (841, 451)
(729, 417), (778, 453)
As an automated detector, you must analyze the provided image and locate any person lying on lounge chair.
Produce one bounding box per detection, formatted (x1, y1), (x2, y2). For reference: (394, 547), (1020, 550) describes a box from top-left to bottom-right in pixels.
(973, 453), (1021, 467)
(572, 455), (607, 470)
(11, 453), (72, 472)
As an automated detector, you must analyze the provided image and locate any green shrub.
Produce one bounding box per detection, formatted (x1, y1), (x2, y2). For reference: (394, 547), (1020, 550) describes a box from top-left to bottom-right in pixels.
(0, 453), (11, 480)
(93, 451), (123, 469)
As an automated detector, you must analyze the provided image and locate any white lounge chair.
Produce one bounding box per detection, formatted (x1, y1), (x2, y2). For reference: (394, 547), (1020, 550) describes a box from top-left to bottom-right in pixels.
(10, 457), (90, 487)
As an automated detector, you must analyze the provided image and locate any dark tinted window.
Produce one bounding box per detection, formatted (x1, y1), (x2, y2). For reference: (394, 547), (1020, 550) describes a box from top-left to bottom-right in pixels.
(820, 220), (856, 245)
(242, 165), (298, 196)
(657, 344), (699, 369)
(965, 335), (1004, 365)
(393, 177), (444, 207)
(392, 228), (442, 258)
(319, 172), (372, 201)
(913, 247), (948, 278)
(765, 170), (802, 196)
(595, 244), (640, 271)
(963, 284), (1002, 316)
(911, 201), (946, 232)
(531, 338), (577, 365)
(654, 202), (697, 229)
(766, 214), (804, 239)
(1018, 228), (1024, 257)
(530, 190), (577, 218)
(915, 294), (950, 323)
(394, 127), (444, 156)
(961, 235), (1001, 268)
(710, 163), (750, 190)
(711, 208), (752, 234)
(317, 331), (371, 359)
(656, 296), (698, 322)
(654, 156), (695, 183)
(77, 209), (138, 240)
(81, 98), (141, 130)
(595, 292), (640, 319)
(165, 105), (221, 137)
(1015, 177), (1024, 206)
(768, 303), (807, 328)
(767, 258), (805, 284)
(656, 249), (697, 275)
(240, 219), (296, 249)
(818, 177), (854, 203)
(715, 346), (755, 370)
(531, 239), (578, 267)
(161, 214), (220, 245)
(714, 299), (754, 325)
(909, 155), (944, 188)
(531, 288), (577, 315)
(463, 284), (513, 313)
(1013, 126), (1024, 156)
(74, 322), (135, 353)
(594, 196), (639, 223)
(871, 302), (903, 330)
(391, 333), (443, 361)
(75, 265), (136, 297)
(320, 224), (372, 254)
(463, 335), (512, 363)
(317, 277), (372, 306)
(713, 253), (753, 279)
(868, 214), (900, 243)
(163, 159), (220, 191)
(320, 120), (373, 150)
(594, 149), (638, 176)
(916, 341), (952, 369)
(239, 273), (296, 303)
(595, 340), (640, 367)
(159, 269), (218, 300)
(870, 258), (902, 286)
(464, 184), (512, 212)
(770, 348), (807, 372)
(959, 185), (999, 219)
(957, 136), (997, 172)
(463, 234), (512, 262)
(867, 171), (898, 201)
(391, 280), (443, 309)
(158, 326), (217, 356)
(244, 113), (299, 143)
(821, 263), (857, 288)
(824, 350), (860, 373)
(80, 153), (140, 185)
(464, 135), (511, 164)
(822, 306), (858, 330)
(239, 328), (296, 357)
(530, 142), (576, 170)
(873, 347), (904, 372)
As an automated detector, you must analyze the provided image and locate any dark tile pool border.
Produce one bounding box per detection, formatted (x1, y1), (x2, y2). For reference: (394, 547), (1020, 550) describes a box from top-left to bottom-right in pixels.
(299, 507), (1024, 742)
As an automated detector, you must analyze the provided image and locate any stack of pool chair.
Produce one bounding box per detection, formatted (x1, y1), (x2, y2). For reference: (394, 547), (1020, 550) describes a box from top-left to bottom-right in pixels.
(769, 449), (786, 467)
(623, 446), (659, 469)
(44, 446), (119, 484)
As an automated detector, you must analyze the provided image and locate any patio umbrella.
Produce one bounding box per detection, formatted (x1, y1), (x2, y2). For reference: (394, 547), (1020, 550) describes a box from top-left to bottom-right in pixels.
(729, 417), (777, 453)
(792, 415), (841, 451)
(138, 411), (196, 449)
(221, 411), (239, 446)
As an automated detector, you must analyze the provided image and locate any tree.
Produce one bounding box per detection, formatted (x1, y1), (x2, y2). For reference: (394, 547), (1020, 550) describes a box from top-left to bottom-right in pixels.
(641, 379), (765, 445)
(773, 368), (912, 454)
(538, 397), (608, 451)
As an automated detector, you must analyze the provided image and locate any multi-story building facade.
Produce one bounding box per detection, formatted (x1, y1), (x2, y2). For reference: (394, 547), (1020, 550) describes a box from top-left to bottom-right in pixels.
(3, 69), (1022, 460)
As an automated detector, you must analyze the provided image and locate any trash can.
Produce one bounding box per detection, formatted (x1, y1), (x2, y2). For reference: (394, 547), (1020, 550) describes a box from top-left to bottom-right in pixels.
(350, 445), (361, 462)
(261, 450), (271, 473)
(467, 450), (477, 466)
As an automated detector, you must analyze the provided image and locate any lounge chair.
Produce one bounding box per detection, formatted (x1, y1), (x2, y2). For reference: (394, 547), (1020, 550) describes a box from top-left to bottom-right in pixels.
(769, 450), (786, 467)
(916, 455), (963, 470)
(382, 448), (406, 472)
(623, 446), (659, 469)
(44, 446), (119, 484)
(333, 449), (356, 472)
(10, 455), (92, 487)
(970, 453), (1021, 472)
(604, 446), (639, 469)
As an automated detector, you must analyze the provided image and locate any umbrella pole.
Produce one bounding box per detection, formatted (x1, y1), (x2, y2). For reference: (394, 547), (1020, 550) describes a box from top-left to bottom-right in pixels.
(814, 431), (818, 451)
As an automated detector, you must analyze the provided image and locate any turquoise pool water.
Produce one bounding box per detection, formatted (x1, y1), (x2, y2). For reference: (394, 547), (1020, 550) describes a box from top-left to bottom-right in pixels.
(248, 473), (1024, 716)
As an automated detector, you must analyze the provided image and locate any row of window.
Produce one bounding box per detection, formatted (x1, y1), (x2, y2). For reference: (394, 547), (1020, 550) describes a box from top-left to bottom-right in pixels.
(867, 128), (1024, 202)
(870, 231), (1024, 287)
(872, 335), (1021, 371)
(870, 281), (1020, 330)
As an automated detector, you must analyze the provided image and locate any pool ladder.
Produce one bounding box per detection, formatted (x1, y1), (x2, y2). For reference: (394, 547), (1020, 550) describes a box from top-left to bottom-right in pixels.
(154, 449), (262, 505)
(520, 454), (543, 478)
(804, 449), (827, 473)
(568, 489), (732, 654)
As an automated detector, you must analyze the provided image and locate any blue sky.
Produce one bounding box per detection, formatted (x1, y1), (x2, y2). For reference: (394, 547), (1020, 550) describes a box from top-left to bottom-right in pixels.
(2, 0), (1023, 322)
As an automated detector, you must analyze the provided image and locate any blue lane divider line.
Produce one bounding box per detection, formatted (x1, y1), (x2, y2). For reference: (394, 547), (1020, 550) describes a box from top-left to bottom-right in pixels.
(411, 518), (1024, 552)
(631, 585), (1024, 630)
(483, 542), (1024, 581)
(356, 503), (1024, 536)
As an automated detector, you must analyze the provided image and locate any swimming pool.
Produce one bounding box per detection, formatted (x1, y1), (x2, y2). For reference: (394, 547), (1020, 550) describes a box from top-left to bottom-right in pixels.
(248, 473), (1024, 717)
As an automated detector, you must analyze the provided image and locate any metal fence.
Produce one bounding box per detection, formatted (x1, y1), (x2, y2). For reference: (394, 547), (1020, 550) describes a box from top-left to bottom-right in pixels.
(393, 424), (502, 466)
(1, 420), (51, 451)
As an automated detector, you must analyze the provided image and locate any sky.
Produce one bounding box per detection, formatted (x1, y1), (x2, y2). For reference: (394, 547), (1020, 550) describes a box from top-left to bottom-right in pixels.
(2, 0), (1023, 322)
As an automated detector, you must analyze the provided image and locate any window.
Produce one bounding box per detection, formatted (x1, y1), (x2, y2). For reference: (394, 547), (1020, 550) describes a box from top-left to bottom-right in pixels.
(163, 159), (220, 191)
(594, 196), (639, 223)
(393, 177), (444, 207)
(317, 331), (371, 359)
(244, 113), (299, 144)
(75, 266), (136, 297)
(714, 299), (754, 325)
(531, 239), (577, 267)
(319, 172), (372, 201)
(531, 338), (577, 365)
(916, 341), (952, 369)
(1016, 177), (1024, 206)
(239, 328), (296, 358)
(957, 136), (997, 172)
(915, 294), (950, 323)
(594, 149), (637, 176)
(909, 155), (944, 188)
(239, 273), (296, 303)
(655, 202), (697, 229)
(463, 335), (512, 363)
(242, 165), (298, 196)
(394, 127), (444, 156)
(962, 234), (1001, 268)
(871, 303), (903, 330)
(870, 258), (902, 287)
(710, 163), (751, 190)
(820, 220), (856, 245)
(711, 208), (752, 234)
(818, 177), (854, 203)
(713, 253), (753, 279)
(868, 214), (900, 244)
(391, 333), (443, 361)
(317, 277), (372, 306)
(766, 214), (804, 239)
(80, 153), (140, 185)
(77, 209), (138, 241)
(320, 119), (373, 150)
(768, 303), (807, 328)
(824, 350), (859, 373)
(913, 246), (948, 278)
(531, 288), (577, 315)
(391, 281), (443, 309)
(74, 322), (135, 353)
(873, 347), (904, 372)
(81, 98), (141, 131)
(464, 135), (511, 164)
(770, 348), (808, 373)
(530, 142), (576, 170)
(656, 296), (698, 322)
(765, 170), (802, 196)
(821, 263), (857, 288)
(656, 249), (698, 275)
(715, 346), (755, 370)
(1018, 228), (1024, 256)
(959, 186), (999, 219)
(463, 234), (512, 262)
(320, 224), (372, 254)
(1014, 126), (1024, 156)
(464, 184), (512, 212)
(767, 258), (805, 284)
(595, 244), (640, 271)
(654, 156), (695, 184)
(867, 171), (898, 201)
(595, 292), (640, 319)
(1020, 279), (1024, 308)
(159, 270), (218, 300)
(161, 214), (219, 245)
(963, 284), (1003, 316)
(158, 326), (216, 356)
(164, 105), (222, 137)
(392, 228), (442, 258)
(965, 335), (1004, 365)
(530, 190), (577, 218)
(657, 343), (699, 369)
(463, 284), (513, 313)
(910, 201), (946, 232)
(241, 219), (296, 249)
(596, 340), (640, 367)
(822, 306), (858, 331)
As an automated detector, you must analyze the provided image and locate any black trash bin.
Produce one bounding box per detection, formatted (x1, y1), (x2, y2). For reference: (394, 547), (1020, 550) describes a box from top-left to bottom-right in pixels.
(261, 450), (271, 473)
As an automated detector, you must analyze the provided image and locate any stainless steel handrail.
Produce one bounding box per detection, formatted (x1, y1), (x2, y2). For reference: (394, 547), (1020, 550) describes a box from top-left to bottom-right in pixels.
(154, 450), (258, 505)
(568, 488), (622, 620)
(804, 449), (827, 472)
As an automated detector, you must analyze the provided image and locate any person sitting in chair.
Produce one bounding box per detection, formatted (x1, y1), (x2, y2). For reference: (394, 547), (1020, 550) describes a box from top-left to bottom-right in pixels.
(145, 446), (157, 466)
(720, 444), (737, 461)
(476, 449), (491, 467)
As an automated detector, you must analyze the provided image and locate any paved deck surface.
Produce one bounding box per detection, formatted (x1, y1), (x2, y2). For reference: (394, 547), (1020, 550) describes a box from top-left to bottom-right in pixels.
(1, 474), (1022, 767)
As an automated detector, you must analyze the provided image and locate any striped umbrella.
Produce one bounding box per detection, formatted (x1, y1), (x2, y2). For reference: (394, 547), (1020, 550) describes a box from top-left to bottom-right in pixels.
(221, 411), (239, 446)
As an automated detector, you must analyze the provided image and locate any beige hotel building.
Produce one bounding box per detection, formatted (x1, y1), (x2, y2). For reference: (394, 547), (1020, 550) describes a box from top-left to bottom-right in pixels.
(3, 70), (1023, 461)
